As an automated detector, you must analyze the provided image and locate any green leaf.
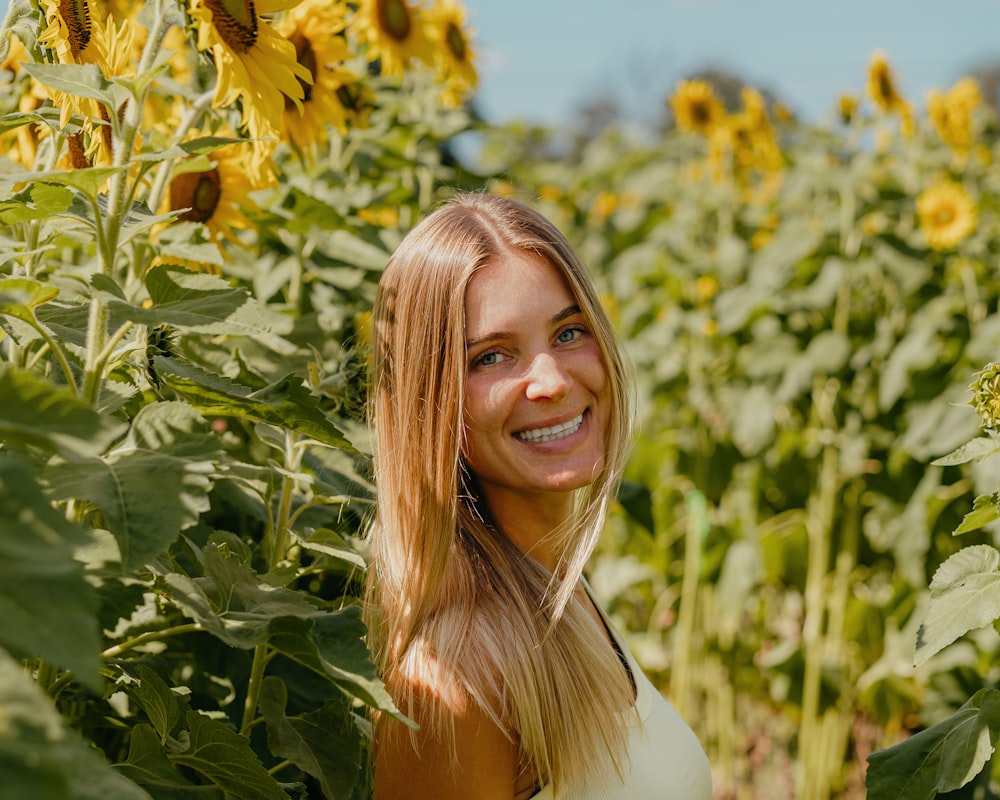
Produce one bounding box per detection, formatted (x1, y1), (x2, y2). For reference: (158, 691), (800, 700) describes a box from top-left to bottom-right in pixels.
(0, 107), (69, 136)
(154, 358), (356, 452)
(162, 540), (326, 649)
(268, 611), (406, 721)
(0, 277), (60, 323)
(97, 265), (263, 334)
(952, 494), (1000, 536)
(0, 366), (127, 458)
(0, 167), (126, 197)
(20, 62), (122, 106)
(0, 183), (74, 223)
(161, 541), (401, 718)
(0, 649), (151, 800)
(117, 664), (187, 742)
(170, 712), (289, 800)
(295, 528), (368, 571)
(116, 724), (217, 800)
(915, 545), (1000, 666)
(866, 689), (1000, 799)
(0, 454), (102, 688)
(931, 436), (1000, 467)
(258, 676), (363, 800)
(45, 402), (221, 572)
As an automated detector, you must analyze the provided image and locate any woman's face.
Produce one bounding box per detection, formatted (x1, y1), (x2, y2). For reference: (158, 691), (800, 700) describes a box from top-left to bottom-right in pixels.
(462, 250), (610, 516)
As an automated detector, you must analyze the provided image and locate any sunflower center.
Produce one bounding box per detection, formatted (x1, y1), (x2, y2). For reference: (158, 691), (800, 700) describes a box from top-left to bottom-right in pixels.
(376, 0), (411, 42)
(933, 206), (956, 226)
(287, 30), (316, 107)
(60, 0), (92, 58)
(876, 70), (895, 104)
(171, 169), (222, 223)
(445, 22), (466, 62)
(204, 0), (258, 53)
(691, 101), (711, 126)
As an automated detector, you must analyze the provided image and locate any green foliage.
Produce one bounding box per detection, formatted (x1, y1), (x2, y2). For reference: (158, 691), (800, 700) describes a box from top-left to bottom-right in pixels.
(0, 0), (489, 797)
(485, 68), (1000, 798)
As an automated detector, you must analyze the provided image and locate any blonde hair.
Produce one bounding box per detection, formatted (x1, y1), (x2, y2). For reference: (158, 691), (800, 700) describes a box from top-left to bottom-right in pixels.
(366, 192), (635, 793)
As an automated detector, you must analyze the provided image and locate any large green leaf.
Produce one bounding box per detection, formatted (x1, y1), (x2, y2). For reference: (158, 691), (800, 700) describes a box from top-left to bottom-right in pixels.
(169, 712), (288, 800)
(268, 612), (404, 720)
(116, 724), (219, 800)
(0, 649), (151, 800)
(162, 542), (401, 718)
(866, 689), (1000, 799)
(117, 664), (188, 743)
(915, 545), (1000, 667)
(0, 277), (60, 322)
(0, 366), (127, 458)
(154, 357), (356, 452)
(100, 265), (264, 335)
(46, 402), (221, 572)
(258, 676), (363, 800)
(0, 183), (74, 224)
(0, 454), (102, 687)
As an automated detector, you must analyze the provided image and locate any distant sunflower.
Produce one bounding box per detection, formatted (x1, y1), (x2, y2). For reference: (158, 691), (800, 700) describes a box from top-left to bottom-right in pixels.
(165, 143), (262, 253)
(866, 50), (905, 113)
(916, 181), (976, 251)
(277, 0), (356, 152)
(837, 94), (858, 125)
(350, 0), (435, 78)
(187, 0), (312, 178)
(928, 77), (981, 156)
(425, 0), (478, 107)
(670, 79), (724, 136)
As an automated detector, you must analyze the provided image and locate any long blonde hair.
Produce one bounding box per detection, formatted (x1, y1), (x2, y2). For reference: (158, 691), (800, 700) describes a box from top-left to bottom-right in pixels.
(366, 192), (636, 793)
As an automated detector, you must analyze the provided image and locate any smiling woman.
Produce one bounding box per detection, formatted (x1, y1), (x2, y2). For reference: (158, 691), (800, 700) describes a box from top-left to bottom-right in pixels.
(365, 192), (712, 799)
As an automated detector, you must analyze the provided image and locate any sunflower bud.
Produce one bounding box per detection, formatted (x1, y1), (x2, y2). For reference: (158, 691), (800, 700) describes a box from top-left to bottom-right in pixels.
(970, 362), (1000, 428)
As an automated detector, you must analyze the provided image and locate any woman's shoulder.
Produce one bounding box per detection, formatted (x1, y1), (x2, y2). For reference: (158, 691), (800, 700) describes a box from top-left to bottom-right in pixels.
(375, 638), (521, 800)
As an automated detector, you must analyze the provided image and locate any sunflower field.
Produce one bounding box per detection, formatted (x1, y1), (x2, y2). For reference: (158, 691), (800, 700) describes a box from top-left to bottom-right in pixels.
(2, 0), (1000, 798)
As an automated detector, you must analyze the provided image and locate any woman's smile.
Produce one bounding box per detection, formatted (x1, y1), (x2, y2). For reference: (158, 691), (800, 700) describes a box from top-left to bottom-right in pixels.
(514, 411), (585, 443)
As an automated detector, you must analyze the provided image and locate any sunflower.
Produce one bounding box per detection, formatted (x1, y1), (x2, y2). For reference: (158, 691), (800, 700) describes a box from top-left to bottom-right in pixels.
(970, 362), (1000, 429)
(187, 0), (312, 179)
(928, 77), (982, 156)
(276, 0), (359, 154)
(425, 0), (478, 107)
(164, 142), (263, 258)
(866, 50), (905, 113)
(36, 0), (105, 126)
(916, 181), (976, 251)
(670, 79), (725, 136)
(836, 94), (857, 125)
(350, 0), (435, 78)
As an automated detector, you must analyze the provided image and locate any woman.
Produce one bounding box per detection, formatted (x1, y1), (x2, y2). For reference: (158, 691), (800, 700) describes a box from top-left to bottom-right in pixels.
(365, 192), (712, 799)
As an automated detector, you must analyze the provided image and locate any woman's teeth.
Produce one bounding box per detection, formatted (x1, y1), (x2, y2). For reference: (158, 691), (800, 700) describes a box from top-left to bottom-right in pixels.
(515, 413), (584, 443)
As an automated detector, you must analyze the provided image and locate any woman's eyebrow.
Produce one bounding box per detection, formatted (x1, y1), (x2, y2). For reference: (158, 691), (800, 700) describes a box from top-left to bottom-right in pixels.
(465, 305), (582, 350)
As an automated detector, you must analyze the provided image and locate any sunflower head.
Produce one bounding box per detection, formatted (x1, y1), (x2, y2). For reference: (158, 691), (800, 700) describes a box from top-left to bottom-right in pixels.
(866, 50), (904, 113)
(837, 94), (858, 125)
(970, 363), (1000, 429)
(426, 0), (478, 106)
(916, 181), (977, 251)
(350, 0), (435, 78)
(670, 79), (725, 136)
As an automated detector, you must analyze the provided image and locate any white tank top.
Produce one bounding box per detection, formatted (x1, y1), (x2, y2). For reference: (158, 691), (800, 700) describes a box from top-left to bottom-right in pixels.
(531, 587), (713, 800)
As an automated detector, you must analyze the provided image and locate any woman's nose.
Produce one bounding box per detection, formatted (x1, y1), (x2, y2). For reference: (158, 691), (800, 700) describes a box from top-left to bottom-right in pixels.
(525, 352), (571, 400)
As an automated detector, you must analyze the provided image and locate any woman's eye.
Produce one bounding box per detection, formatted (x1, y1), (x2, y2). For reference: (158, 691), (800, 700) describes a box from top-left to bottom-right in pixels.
(556, 326), (584, 344)
(474, 350), (504, 368)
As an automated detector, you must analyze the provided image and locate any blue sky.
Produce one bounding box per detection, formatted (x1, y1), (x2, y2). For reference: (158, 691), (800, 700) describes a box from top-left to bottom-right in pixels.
(462, 0), (1000, 126)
